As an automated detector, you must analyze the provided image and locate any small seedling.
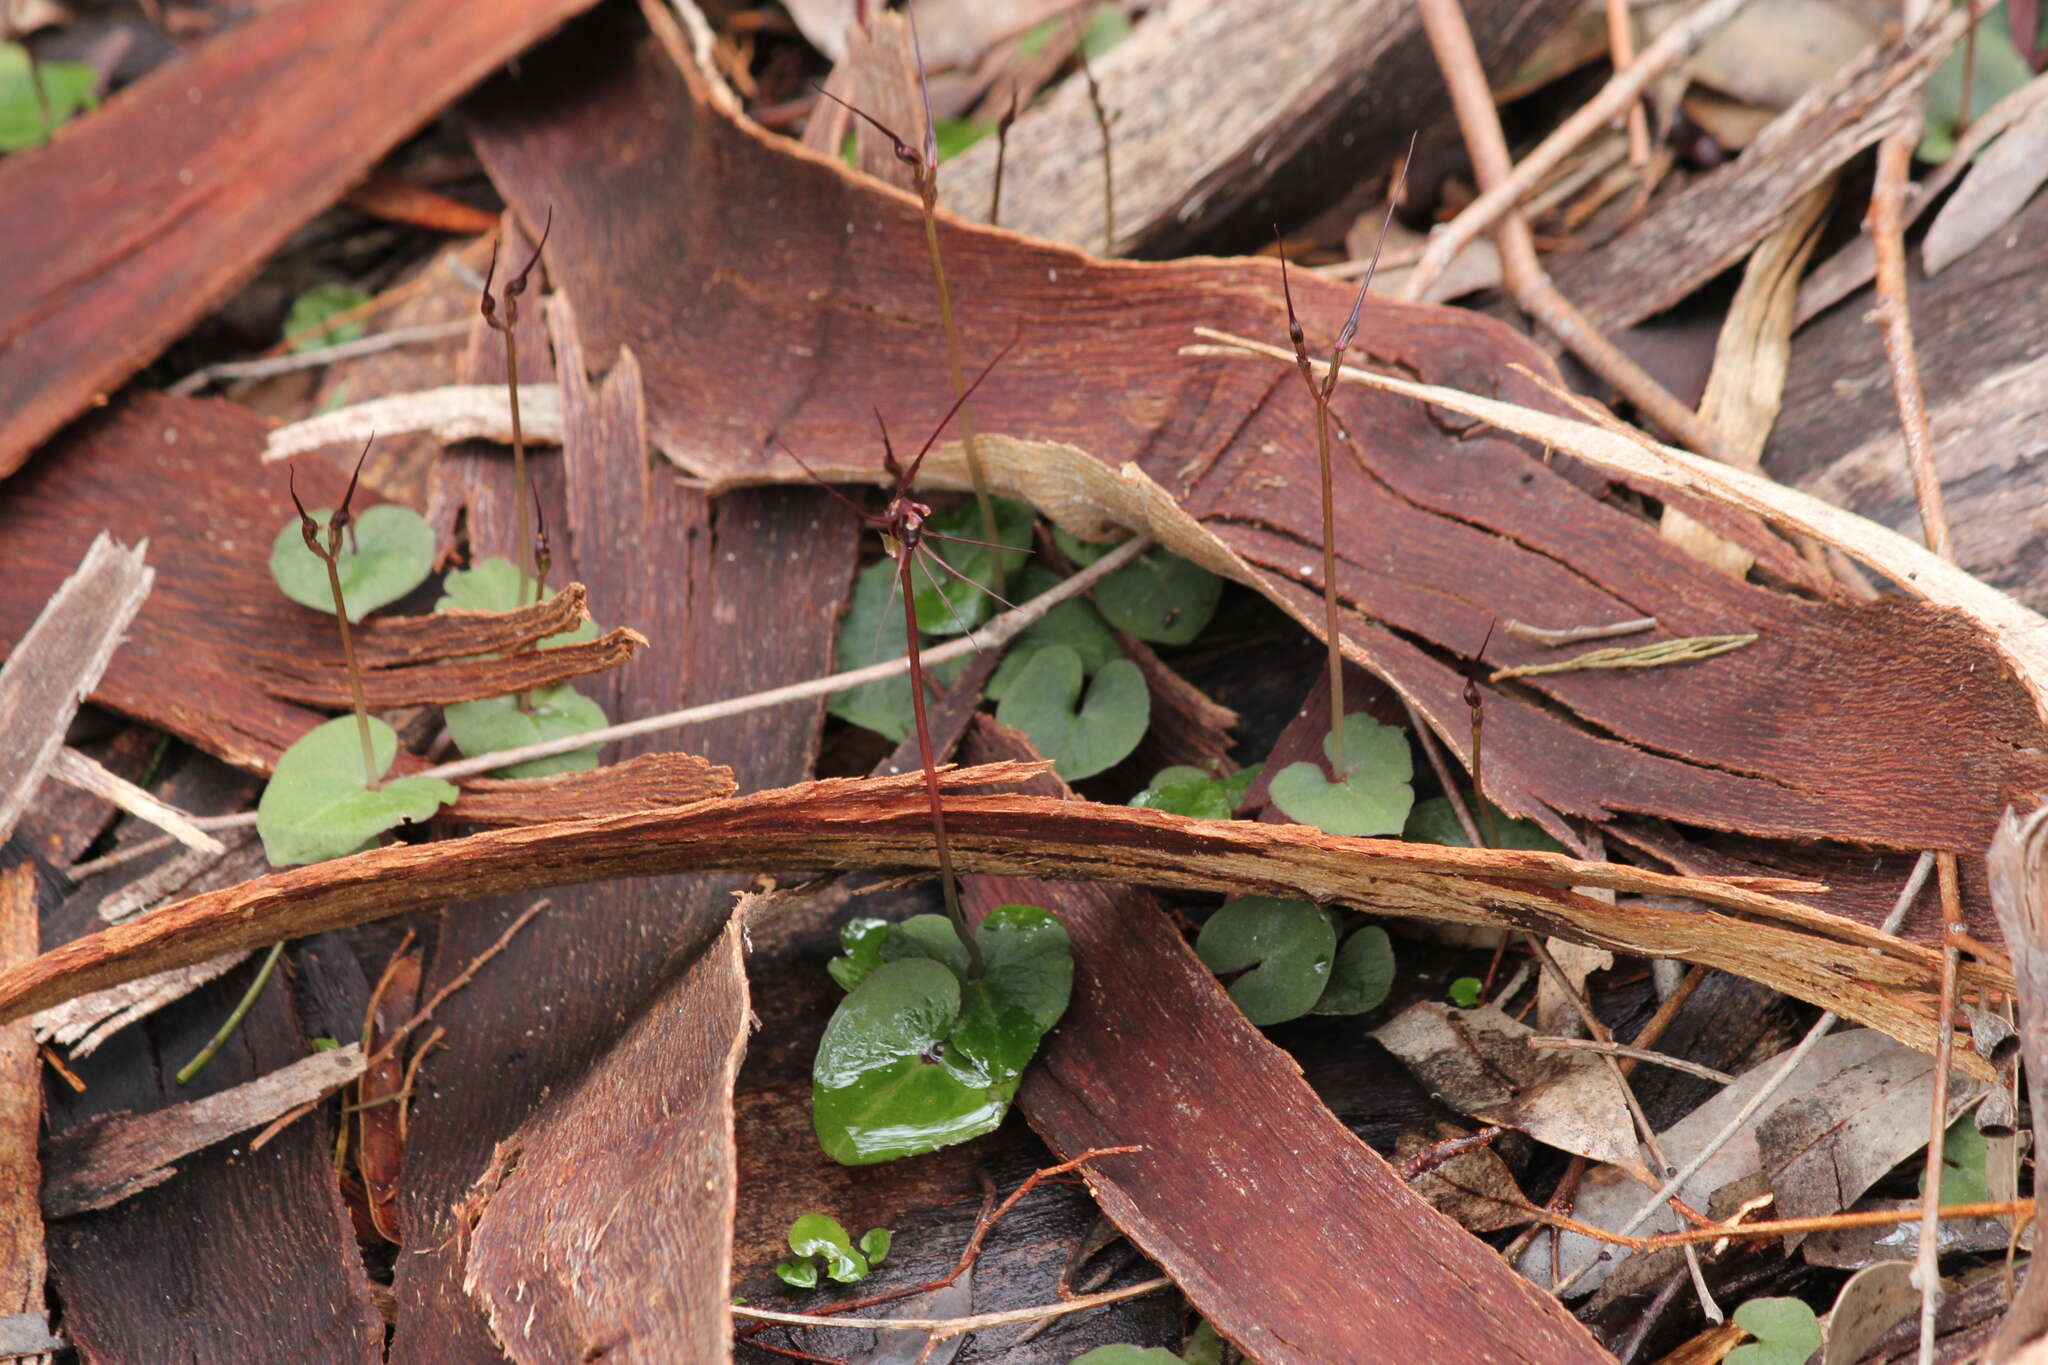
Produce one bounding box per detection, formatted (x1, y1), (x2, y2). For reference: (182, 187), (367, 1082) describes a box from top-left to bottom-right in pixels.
(1448, 976), (1484, 1008)
(479, 207), (552, 606)
(1272, 142), (1411, 786)
(814, 0), (1001, 561)
(1195, 898), (1398, 1027)
(258, 442), (455, 867)
(283, 283), (371, 352)
(1724, 1297), (1822, 1365)
(1128, 762), (1261, 820)
(774, 1213), (891, 1288)
(1268, 711), (1415, 836)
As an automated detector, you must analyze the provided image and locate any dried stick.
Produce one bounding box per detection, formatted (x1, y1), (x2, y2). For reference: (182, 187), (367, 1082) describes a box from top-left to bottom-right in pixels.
(1553, 853), (1935, 1296)
(1504, 616), (1658, 647)
(1403, 0), (1758, 302)
(1411, 0), (1737, 462)
(48, 748), (224, 855)
(167, 321), (470, 397)
(1527, 1036), (1735, 1085)
(731, 1276), (1171, 1339)
(1074, 25), (1114, 254)
(1603, 0), (1651, 166)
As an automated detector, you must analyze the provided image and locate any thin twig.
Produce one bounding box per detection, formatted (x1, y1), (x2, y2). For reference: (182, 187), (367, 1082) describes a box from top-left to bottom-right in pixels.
(1869, 129), (1955, 560)
(1527, 1036), (1735, 1085)
(367, 900), (548, 1070)
(1539, 1196), (2032, 1252)
(67, 811), (258, 882)
(48, 747), (224, 855)
(1403, 700), (1483, 847)
(1403, 0), (1757, 302)
(413, 535), (1152, 783)
(1553, 853), (1935, 1295)
(167, 321), (470, 397)
(1074, 27), (1114, 254)
(731, 1276), (1171, 1339)
(1603, 0), (1651, 166)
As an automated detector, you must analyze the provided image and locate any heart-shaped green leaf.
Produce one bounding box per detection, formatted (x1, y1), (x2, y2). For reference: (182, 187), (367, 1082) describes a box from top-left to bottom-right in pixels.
(435, 556), (599, 647)
(828, 917), (890, 992)
(881, 914), (973, 982)
(827, 558), (963, 742)
(773, 1258), (819, 1289)
(787, 1212), (868, 1282)
(986, 566), (1123, 700)
(911, 496), (1035, 635)
(1448, 977), (1483, 1008)
(994, 646), (1149, 780)
(1403, 792), (1562, 851)
(1312, 924), (1395, 1015)
(444, 684), (608, 778)
(858, 1227), (892, 1264)
(1129, 763), (1260, 820)
(0, 44), (98, 151)
(270, 504), (436, 622)
(813, 907), (1071, 1165)
(1055, 530), (1222, 645)
(1195, 897), (1336, 1025)
(1923, 1115), (1991, 1206)
(1267, 712), (1414, 836)
(1725, 1297), (1822, 1365)
(257, 716), (458, 867)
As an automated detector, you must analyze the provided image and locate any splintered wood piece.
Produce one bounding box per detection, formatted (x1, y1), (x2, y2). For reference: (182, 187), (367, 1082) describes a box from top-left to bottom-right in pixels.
(954, 719), (1611, 1364)
(0, 0), (606, 475)
(0, 533), (152, 845)
(461, 914), (749, 1361)
(938, 0), (1554, 256)
(447, 752), (736, 826)
(0, 866), (45, 1346)
(42, 1045), (366, 1219)
(463, 16), (2048, 867)
(359, 948), (421, 1245)
(0, 763), (2003, 1079)
(258, 626), (644, 710)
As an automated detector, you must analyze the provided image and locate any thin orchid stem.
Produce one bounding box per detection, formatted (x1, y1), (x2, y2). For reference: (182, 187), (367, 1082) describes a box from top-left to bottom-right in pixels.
(323, 555), (379, 788)
(901, 546), (985, 979)
(176, 940), (286, 1085)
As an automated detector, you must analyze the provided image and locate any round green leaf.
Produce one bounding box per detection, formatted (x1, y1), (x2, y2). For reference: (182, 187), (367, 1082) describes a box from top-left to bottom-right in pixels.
(859, 1227), (892, 1264)
(1923, 1115), (1991, 1206)
(911, 496), (1035, 635)
(1448, 977), (1483, 1008)
(1312, 925), (1395, 1015)
(788, 1212), (867, 1282)
(1068, 536), (1221, 645)
(774, 1258), (819, 1290)
(270, 504), (435, 622)
(986, 566), (1123, 701)
(257, 716), (457, 867)
(1403, 793), (1562, 851)
(444, 684), (608, 778)
(1129, 776), (1232, 820)
(1069, 1348), (1182, 1365)
(1726, 1297), (1822, 1365)
(994, 647), (1150, 780)
(976, 904), (1074, 1034)
(1268, 714), (1415, 836)
(828, 918), (890, 993)
(1195, 897), (1336, 1026)
(436, 556), (599, 647)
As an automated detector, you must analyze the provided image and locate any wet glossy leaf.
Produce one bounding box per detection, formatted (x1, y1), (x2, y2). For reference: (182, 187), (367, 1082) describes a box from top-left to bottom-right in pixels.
(1404, 792), (1562, 851)
(1726, 1297), (1822, 1365)
(271, 505), (436, 622)
(444, 683), (608, 778)
(1129, 762), (1259, 819)
(882, 913), (972, 983)
(1056, 529), (1222, 645)
(813, 909), (1071, 1165)
(986, 566), (1122, 701)
(1448, 977), (1483, 1008)
(859, 1227), (892, 1264)
(0, 45), (97, 152)
(436, 556), (599, 646)
(994, 646), (1149, 780)
(1268, 712), (1414, 836)
(1312, 924), (1395, 1015)
(828, 917), (890, 992)
(1196, 897), (1336, 1026)
(284, 283), (371, 351)
(828, 558), (963, 742)
(788, 1212), (868, 1282)
(1922, 1115), (1991, 1206)
(773, 1258), (818, 1289)
(912, 496), (1035, 635)
(257, 716), (457, 867)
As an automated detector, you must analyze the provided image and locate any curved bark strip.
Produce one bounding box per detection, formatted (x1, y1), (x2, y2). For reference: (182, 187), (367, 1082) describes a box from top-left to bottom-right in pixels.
(0, 766), (2000, 1077)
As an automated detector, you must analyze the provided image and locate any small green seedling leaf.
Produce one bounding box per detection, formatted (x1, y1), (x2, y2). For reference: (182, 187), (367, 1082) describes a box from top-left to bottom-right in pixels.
(828, 558), (964, 742)
(271, 505), (435, 622)
(444, 684), (607, 778)
(912, 496), (1035, 635)
(284, 283), (372, 351)
(788, 1212), (868, 1282)
(1129, 763), (1259, 819)
(1312, 924), (1395, 1015)
(1196, 897), (1336, 1026)
(859, 1227), (892, 1264)
(1268, 712), (1414, 836)
(828, 918), (890, 992)
(1403, 793), (1562, 851)
(986, 566), (1123, 700)
(435, 556), (599, 646)
(814, 908), (1072, 1165)
(1725, 1297), (1822, 1365)
(0, 45), (97, 151)
(257, 716), (457, 867)
(1056, 530), (1221, 645)
(994, 646), (1149, 780)
(1069, 1347), (1183, 1365)
(774, 1258), (819, 1289)
(1922, 1115), (1992, 1207)
(1448, 976), (1483, 1008)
